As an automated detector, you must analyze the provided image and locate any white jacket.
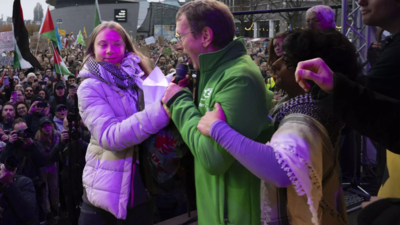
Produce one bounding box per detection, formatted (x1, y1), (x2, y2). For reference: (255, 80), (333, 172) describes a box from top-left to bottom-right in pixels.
(77, 69), (169, 219)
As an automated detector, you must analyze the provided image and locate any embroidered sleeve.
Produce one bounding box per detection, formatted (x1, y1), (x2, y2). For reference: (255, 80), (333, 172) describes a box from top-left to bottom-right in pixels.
(270, 125), (324, 225)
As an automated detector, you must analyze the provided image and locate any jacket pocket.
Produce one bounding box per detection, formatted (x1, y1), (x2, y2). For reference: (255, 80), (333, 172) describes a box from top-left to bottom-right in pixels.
(80, 208), (97, 215)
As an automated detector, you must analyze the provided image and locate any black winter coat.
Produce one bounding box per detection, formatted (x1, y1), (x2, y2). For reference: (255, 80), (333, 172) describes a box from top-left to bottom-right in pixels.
(0, 175), (39, 225)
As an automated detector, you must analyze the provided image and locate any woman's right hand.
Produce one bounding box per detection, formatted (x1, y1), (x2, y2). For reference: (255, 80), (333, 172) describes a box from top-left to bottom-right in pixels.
(197, 103), (226, 137)
(295, 58), (335, 93)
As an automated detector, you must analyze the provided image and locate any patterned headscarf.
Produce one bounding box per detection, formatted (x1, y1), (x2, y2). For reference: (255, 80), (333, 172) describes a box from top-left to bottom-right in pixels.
(85, 52), (144, 101)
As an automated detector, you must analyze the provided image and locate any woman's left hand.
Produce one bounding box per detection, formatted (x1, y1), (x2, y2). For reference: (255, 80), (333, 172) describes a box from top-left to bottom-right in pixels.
(197, 103), (226, 137)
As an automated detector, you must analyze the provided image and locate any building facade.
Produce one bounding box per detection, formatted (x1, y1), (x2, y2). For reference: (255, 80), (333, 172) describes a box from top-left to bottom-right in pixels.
(46, 0), (140, 38)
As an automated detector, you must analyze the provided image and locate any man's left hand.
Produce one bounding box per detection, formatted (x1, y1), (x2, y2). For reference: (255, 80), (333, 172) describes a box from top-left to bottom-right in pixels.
(361, 196), (383, 209)
(162, 83), (182, 105)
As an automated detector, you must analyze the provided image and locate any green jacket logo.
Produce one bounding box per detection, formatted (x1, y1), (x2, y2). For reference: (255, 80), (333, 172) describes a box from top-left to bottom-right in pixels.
(199, 88), (213, 109)
(203, 88), (213, 98)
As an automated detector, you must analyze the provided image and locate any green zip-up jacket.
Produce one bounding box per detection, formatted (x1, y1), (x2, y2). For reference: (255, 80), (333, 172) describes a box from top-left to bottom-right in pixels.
(166, 38), (274, 225)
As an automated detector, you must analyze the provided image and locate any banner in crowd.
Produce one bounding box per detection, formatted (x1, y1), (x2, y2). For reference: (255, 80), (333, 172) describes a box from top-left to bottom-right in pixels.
(58, 29), (66, 36)
(140, 45), (150, 58)
(145, 36), (156, 45)
(0, 31), (14, 53)
(158, 35), (165, 46)
(0, 57), (14, 67)
(153, 25), (176, 41)
(162, 48), (172, 56)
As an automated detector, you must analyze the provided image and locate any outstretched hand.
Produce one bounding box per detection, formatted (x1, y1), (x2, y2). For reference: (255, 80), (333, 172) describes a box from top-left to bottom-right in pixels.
(295, 58), (334, 93)
(197, 103), (226, 137)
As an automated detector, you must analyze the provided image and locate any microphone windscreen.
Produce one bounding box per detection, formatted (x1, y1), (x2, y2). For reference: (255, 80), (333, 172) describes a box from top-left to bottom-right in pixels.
(174, 63), (188, 84)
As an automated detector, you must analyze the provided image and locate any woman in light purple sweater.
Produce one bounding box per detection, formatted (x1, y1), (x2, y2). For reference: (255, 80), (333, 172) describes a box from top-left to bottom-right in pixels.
(197, 30), (360, 225)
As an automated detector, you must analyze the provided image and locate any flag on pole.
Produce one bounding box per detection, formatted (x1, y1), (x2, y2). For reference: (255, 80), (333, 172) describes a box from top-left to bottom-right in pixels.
(12, 0), (41, 69)
(63, 36), (68, 48)
(58, 28), (66, 36)
(94, 0), (102, 29)
(83, 27), (87, 38)
(55, 25), (63, 49)
(39, 7), (58, 47)
(51, 42), (74, 76)
(76, 30), (85, 46)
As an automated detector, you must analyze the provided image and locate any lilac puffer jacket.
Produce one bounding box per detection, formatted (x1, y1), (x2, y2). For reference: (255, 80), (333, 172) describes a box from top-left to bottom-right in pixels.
(77, 67), (169, 219)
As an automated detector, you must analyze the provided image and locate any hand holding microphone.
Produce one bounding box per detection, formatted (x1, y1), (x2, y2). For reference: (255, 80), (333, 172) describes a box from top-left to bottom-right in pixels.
(162, 63), (189, 105)
(174, 63), (189, 85)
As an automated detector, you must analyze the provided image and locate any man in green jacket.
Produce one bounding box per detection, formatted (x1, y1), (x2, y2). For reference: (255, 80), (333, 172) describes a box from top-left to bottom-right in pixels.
(162, 0), (274, 224)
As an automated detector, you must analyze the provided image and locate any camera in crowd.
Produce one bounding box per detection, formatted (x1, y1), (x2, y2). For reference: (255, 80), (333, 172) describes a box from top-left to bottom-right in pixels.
(15, 128), (34, 139)
(67, 113), (81, 141)
(37, 102), (47, 108)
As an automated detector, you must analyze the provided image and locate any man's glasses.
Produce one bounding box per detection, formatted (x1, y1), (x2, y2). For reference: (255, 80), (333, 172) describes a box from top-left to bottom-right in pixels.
(57, 108), (67, 112)
(175, 31), (194, 44)
(25, 90), (33, 93)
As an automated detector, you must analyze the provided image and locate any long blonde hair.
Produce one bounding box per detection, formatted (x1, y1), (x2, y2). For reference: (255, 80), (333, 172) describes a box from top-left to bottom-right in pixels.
(35, 123), (55, 149)
(82, 21), (153, 75)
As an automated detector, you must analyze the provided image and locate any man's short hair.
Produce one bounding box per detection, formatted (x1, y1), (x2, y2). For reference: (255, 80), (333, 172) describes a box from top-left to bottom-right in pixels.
(12, 117), (26, 130)
(2, 103), (15, 114)
(176, 0), (235, 49)
(307, 5), (336, 29)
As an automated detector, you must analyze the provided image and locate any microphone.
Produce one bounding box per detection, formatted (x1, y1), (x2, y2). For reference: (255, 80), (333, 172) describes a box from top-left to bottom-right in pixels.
(174, 63), (188, 84)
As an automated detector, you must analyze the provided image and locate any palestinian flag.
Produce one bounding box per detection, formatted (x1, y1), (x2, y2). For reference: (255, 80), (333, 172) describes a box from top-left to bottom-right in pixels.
(94, 0), (102, 29)
(12, 0), (41, 69)
(51, 43), (73, 76)
(63, 35), (68, 48)
(39, 7), (58, 47)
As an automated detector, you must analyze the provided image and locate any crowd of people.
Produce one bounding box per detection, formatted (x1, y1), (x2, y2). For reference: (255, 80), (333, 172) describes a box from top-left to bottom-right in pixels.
(0, 48), (88, 224)
(0, 17), (272, 224)
(0, 0), (399, 225)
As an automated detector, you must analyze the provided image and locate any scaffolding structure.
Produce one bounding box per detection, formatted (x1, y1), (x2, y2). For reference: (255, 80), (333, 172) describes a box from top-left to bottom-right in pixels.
(230, 1), (376, 72)
(341, 0), (374, 73)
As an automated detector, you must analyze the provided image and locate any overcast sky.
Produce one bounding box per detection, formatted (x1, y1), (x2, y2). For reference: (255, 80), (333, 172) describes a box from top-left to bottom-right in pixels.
(0, 0), (51, 20)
